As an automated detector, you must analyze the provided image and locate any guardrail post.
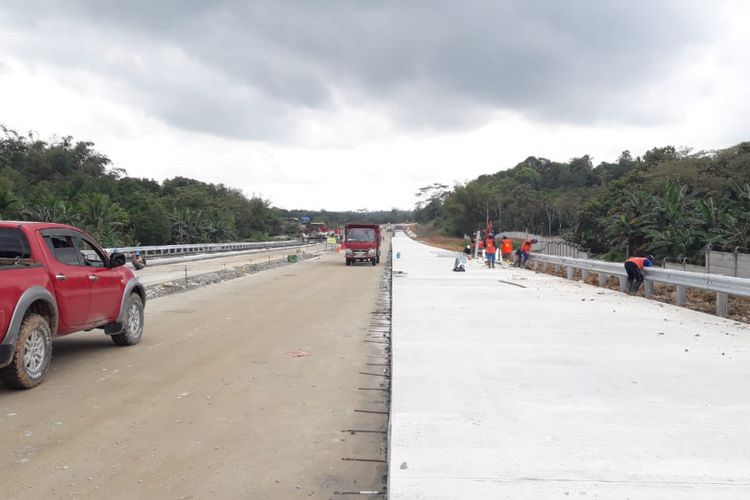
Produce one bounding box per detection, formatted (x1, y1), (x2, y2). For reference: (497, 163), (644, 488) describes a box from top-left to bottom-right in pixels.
(716, 292), (728, 317)
(644, 280), (653, 299)
(581, 269), (589, 281)
(599, 272), (607, 287)
(734, 246), (740, 277)
(618, 276), (628, 292)
(676, 285), (686, 306)
(566, 267), (574, 280)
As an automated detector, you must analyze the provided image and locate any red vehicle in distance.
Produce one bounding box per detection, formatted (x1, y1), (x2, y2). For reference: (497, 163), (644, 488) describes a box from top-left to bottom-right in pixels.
(344, 224), (381, 266)
(0, 221), (146, 389)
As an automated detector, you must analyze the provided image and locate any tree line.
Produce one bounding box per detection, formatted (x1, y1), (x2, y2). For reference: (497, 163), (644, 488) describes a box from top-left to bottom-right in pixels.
(0, 127), (409, 247)
(414, 142), (750, 262)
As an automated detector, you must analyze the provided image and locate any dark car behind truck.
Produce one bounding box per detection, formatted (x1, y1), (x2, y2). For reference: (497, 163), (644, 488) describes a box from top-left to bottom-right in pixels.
(0, 222), (145, 389)
(344, 224), (381, 266)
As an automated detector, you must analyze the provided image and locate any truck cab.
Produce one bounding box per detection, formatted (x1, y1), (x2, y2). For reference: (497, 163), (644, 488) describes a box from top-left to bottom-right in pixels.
(344, 224), (381, 266)
(0, 221), (145, 389)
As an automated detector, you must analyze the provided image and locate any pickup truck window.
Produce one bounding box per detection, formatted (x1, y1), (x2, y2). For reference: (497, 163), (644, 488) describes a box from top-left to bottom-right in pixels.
(75, 238), (106, 268)
(44, 235), (83, 266)
(346, 228), (375, 242)
(0, 228), (33, 267)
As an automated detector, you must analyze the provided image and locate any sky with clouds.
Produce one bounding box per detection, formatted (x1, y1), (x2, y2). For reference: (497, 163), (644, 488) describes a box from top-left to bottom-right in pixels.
(1, 1), (748, 210)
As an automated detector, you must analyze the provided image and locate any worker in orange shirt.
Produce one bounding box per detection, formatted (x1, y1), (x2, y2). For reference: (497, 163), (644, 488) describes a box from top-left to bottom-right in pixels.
(516, 238), (537, 268)
(485, 237), (497, 268)
(500, 235), (514, 264)
(624, 255), (654, 293)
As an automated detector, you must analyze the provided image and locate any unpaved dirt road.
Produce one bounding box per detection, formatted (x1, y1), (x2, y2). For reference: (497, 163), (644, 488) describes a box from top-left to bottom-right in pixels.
(0, 243), (390, 499)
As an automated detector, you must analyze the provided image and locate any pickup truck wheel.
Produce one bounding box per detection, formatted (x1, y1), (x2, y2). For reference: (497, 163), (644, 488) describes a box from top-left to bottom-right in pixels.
(371, 258), (377, 266)
(0, 314), (52, 390)
(111, 294), (144, 346)
(346, 259), (351, 266)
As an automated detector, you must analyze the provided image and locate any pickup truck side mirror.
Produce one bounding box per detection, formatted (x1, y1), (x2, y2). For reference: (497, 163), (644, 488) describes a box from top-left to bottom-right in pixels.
(109, 252), (127, 268)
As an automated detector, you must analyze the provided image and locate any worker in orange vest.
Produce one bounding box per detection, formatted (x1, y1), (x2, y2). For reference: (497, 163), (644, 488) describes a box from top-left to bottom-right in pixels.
(500, 236), (514, 263)
(518, 238), (538, 268)
(485, 237), (497, 268)
(624, 255), (654, 293)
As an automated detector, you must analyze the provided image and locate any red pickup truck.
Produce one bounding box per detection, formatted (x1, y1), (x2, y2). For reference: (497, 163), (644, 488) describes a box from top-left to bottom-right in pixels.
(0, 222), (146, 389)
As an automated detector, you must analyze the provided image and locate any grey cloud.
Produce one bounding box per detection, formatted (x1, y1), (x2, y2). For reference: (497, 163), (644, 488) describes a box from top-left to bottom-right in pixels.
(0, 0), (723, 139)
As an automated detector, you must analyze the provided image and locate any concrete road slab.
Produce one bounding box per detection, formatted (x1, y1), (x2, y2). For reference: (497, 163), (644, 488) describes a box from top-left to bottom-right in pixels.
(389, 234), (750, 499)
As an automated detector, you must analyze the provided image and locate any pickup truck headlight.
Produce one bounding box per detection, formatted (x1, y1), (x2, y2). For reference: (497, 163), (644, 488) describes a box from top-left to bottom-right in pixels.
(368, 249), (376, 255)
(345, 249), (353, 255)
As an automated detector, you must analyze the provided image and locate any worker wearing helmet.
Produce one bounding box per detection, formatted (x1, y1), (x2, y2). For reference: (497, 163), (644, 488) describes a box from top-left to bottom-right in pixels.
(131, 250), (146, 270)
(624, 255), (654, 293)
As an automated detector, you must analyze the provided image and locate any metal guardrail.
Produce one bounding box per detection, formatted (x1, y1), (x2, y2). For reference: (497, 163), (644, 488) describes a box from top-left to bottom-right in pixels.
(529, 253), (750, 317)
(105, 239), (306, 260)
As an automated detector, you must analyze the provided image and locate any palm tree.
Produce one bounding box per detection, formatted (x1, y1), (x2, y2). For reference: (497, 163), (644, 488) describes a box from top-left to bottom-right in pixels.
(22, 195), (79, 224)
(77, 192), (127, 244)
(169, 207), (206, 244)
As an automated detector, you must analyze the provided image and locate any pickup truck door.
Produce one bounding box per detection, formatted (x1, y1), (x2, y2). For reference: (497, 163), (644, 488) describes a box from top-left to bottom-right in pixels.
(72, 236), (123, 325)
(41, 234), (92, 331)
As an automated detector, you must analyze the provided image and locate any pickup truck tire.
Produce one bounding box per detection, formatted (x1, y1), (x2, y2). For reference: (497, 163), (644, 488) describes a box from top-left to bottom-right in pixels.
(111, 294), (144, 346)
(371, 258), (377, 266)
(0, 314), (53, 389)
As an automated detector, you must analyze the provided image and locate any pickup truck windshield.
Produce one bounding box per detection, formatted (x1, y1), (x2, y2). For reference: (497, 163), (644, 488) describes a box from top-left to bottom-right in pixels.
(347, 228), (375, 242)
(0, 228), (33, 267)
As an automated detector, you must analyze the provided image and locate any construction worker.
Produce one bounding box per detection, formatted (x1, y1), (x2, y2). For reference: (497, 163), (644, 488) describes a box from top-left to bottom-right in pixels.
(518, 239), (537, 268)
(485, 237), (497, 268)
(624, 255), (654, 293)
(500, 236), (513, 263)
(130, 250), (146, 270)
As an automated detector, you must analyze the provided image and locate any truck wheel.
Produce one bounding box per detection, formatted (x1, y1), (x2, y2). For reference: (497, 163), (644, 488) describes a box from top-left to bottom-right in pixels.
(112, 294), (144, 346)
(0, 314), (53, 390)
(371, 258), (377, 266)
(346, 259), (351, 266)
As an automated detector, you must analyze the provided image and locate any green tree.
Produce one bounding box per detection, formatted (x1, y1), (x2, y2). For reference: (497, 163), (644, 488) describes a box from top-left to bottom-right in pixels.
(0, 177), (20, 218)
(77, 192), (128, 246)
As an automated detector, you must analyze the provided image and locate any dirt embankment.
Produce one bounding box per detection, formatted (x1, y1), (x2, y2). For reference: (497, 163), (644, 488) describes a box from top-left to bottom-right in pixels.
(414, 233), (750, 325)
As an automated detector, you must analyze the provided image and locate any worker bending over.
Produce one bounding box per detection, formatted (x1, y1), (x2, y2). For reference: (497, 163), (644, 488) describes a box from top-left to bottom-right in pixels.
(624, 255), (654, 293)
(518, 239), (537, 268)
